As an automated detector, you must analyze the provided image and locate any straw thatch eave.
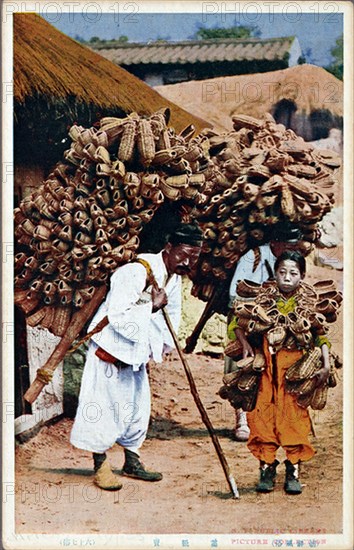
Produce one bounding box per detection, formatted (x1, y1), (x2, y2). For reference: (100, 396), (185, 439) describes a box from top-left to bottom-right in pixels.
(13, 14), (208, 129)
(14, 14), (209, 168)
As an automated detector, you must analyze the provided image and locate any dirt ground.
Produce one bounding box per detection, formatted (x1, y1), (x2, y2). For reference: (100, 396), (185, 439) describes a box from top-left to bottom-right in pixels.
(14, 253), (345, 537)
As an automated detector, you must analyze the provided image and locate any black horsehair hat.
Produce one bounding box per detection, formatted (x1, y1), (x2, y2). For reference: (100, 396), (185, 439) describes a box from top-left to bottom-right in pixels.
(271, 221), (303, 243)
(168, 222), (203, 247)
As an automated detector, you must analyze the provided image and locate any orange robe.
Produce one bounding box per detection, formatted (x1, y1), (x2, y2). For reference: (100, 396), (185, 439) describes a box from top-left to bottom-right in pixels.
(247, 339), (315, 465)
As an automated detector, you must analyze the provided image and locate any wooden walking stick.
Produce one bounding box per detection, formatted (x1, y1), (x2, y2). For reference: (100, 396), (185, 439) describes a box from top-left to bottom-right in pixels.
(24, 285), (107, 404)
(162, 308), (239, 499)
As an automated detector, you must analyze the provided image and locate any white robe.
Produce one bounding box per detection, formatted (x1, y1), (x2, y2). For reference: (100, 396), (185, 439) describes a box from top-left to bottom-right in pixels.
(225, 245), (276, 375)
(228, 245), (276, 307)
(70, 252), (181, 454)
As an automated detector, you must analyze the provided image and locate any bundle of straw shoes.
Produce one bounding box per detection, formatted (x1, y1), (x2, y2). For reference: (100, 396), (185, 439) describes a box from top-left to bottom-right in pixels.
(14, 112), (341, 335)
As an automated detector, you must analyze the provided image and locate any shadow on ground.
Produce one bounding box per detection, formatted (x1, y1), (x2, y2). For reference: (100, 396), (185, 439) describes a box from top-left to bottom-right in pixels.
(148, 415), (234, 440)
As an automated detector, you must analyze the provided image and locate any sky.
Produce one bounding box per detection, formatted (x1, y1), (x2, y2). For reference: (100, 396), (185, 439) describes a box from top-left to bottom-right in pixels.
(42, 10), (344, 68)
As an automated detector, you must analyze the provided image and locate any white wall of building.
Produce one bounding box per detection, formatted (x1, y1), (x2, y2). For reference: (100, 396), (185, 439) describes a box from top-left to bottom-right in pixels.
(15, 326), (64, 435)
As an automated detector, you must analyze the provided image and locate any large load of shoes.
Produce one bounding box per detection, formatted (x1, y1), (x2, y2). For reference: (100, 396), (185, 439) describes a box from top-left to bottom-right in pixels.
(217, 278), (342, 412)
(191, 113), (340, 303)
(218, 348), (341, 413)
(14, 111), (341, 336)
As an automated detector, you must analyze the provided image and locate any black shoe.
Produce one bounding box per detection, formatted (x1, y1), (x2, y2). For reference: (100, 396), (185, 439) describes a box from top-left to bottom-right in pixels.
(122, 449), (163, 482)
(284, 460), (302, 494)
(256, 460), (279, 493)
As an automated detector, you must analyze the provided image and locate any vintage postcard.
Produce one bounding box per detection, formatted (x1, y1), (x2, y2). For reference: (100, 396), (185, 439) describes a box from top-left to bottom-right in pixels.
(2, 1), (353, 549)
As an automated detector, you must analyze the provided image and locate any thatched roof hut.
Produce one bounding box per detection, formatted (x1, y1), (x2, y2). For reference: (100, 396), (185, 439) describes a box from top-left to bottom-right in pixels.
(14, 13), (209, 177)
(155, 64), (343, 140)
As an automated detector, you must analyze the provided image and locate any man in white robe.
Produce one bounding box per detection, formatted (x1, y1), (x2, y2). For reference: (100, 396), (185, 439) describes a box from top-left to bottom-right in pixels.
(70, 223), (203, 490)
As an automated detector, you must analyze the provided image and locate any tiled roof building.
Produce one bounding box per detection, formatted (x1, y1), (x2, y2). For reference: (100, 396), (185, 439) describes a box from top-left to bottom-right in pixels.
(92, 36), (302, 85)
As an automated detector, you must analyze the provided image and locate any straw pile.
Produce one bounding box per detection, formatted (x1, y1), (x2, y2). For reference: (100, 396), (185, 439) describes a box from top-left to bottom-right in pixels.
(218, 278), (342, 412)
(14, 108), (212, 336)
(190, 113), (341, 304)
(14, 111), (341, 335)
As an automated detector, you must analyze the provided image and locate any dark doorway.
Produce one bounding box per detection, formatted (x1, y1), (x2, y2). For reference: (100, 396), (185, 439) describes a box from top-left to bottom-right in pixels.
(309, 109), (337, 140)
(272, 99), (298, 129)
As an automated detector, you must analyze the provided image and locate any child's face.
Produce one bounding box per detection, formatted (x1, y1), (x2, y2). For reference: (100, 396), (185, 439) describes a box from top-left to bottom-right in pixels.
(275, 259), (303, 295)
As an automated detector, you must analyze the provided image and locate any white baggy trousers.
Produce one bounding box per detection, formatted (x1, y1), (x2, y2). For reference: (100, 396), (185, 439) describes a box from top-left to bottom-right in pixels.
(70, 342), (151, 455)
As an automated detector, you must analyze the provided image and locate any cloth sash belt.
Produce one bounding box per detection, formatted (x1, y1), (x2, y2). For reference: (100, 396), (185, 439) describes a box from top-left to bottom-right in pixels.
(95, 346), (131, 368)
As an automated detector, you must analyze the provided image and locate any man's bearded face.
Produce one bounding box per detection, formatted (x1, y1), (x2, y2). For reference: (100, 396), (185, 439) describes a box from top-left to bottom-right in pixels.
(165, 243), (201, 276)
